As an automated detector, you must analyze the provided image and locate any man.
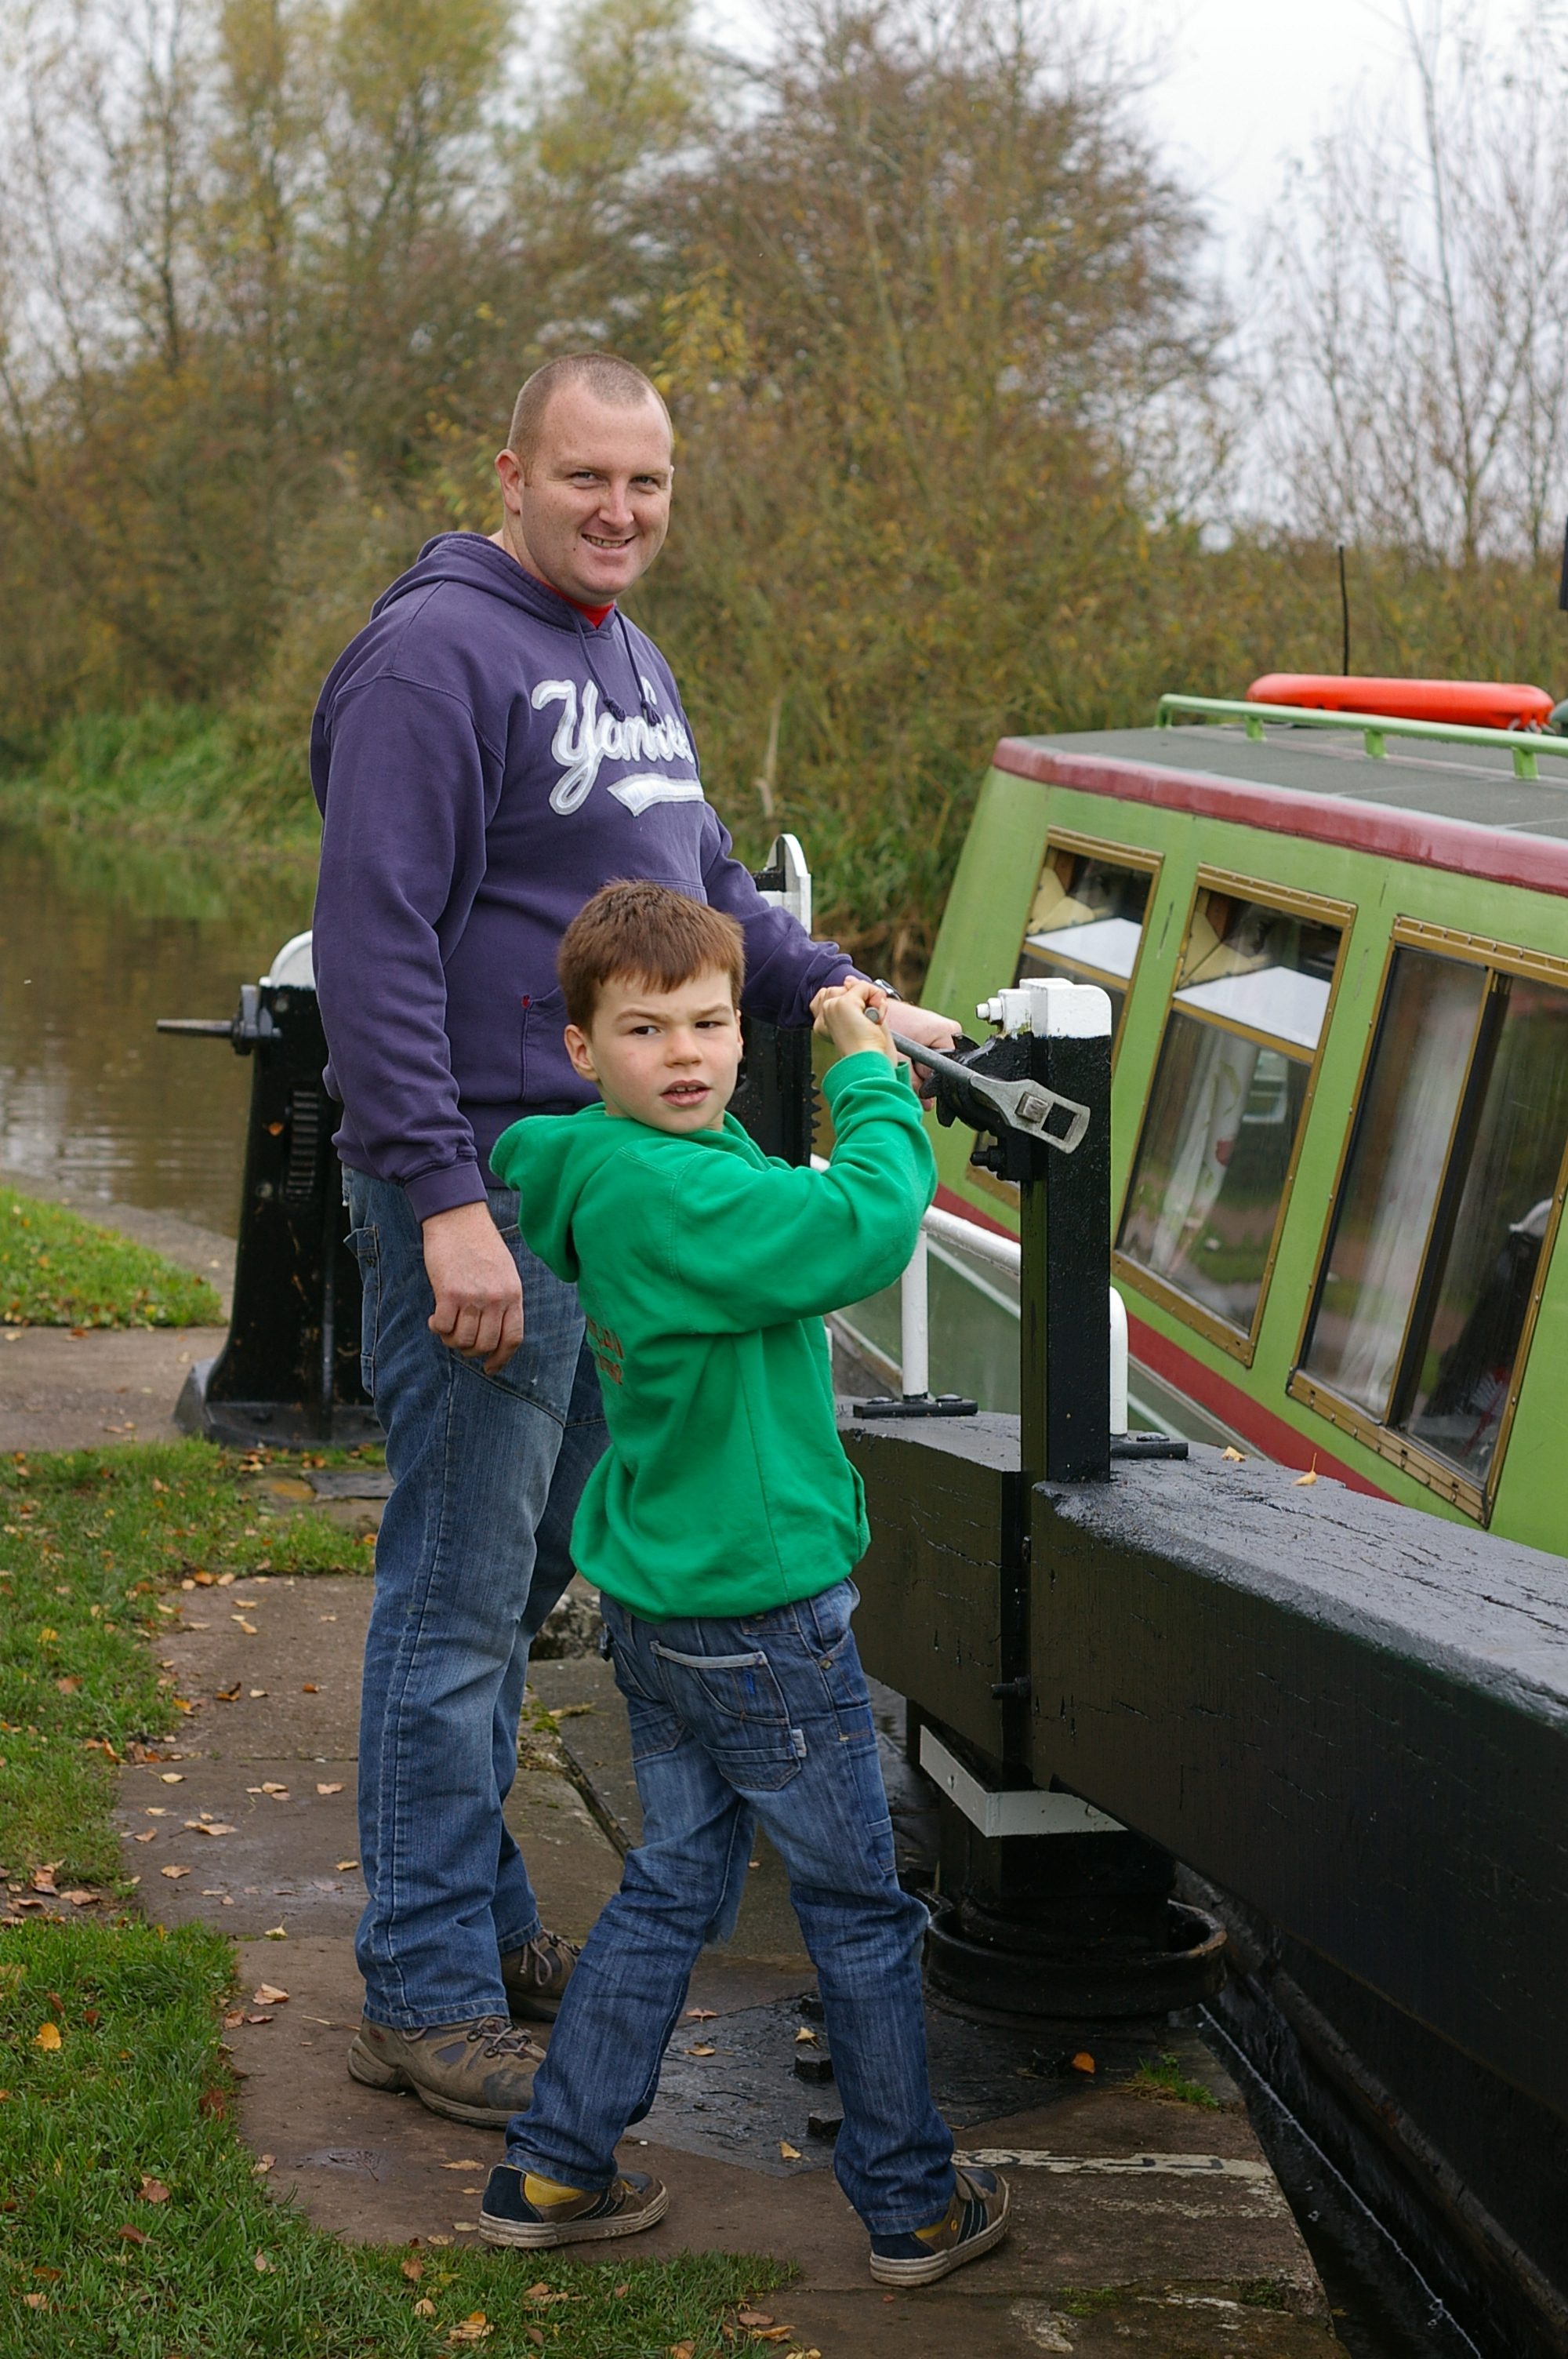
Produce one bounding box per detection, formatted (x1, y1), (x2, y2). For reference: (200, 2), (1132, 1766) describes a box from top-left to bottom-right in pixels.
(310, 351), (960, 2126)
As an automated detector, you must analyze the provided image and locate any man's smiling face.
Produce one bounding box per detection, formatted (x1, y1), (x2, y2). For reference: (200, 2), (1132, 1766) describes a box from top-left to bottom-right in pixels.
(564, 966), (742, 1135)
(495, 382), (673, 607)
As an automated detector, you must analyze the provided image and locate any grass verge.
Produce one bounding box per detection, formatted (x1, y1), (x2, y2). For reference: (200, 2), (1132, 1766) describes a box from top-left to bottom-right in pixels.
(0, 1441), (373, 1886)
(0, 1917), (776, 2356)
(0, 1442), (784, 2355)
(1, 1190), (222, 1330)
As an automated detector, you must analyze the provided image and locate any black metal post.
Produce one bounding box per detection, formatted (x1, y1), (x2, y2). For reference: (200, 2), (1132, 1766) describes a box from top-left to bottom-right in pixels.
(1018, 1018), (1112, 1491)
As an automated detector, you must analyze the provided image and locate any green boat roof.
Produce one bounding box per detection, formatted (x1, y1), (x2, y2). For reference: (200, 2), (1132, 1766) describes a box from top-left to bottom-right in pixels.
(1014, 722), (1568, 843)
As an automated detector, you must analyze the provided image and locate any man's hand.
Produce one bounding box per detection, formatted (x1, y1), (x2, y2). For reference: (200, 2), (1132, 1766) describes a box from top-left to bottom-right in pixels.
(423, 1201), (524, 1375)
(813, 979), (901, 1067)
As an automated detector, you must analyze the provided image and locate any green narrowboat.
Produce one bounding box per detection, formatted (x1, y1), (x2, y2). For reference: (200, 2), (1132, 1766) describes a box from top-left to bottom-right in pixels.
(864, 692), (1568, 1555)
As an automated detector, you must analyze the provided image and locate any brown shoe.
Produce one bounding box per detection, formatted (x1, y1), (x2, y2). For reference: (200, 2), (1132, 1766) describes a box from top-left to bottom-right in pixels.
(501, 1929), (579, 2022)
(347, 2013), (545, 2126)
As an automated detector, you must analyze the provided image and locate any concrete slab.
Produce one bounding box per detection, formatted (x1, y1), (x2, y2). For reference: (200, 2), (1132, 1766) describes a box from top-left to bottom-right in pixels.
(0, 1323), (230, 1452)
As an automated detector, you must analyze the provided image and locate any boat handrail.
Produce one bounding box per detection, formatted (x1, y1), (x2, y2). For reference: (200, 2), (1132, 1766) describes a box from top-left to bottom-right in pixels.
(1156, 691), (1568, 781)
(814, 1154), (1127, 1428)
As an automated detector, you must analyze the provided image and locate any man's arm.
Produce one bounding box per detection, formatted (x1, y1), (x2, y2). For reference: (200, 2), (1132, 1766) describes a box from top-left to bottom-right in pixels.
(696, 810), (962, 1055)
(314, 676), (523, 1368)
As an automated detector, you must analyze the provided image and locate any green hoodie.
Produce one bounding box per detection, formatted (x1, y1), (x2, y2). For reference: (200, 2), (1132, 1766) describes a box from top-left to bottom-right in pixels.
(492, 1051), (935, 1621)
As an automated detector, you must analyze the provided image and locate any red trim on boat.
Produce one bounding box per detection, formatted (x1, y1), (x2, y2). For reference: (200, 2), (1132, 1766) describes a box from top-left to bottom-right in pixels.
(992, 740), (1568, 900)
(926, 1187), (1391, 1492)
(1126, 1311), (1388, 1495)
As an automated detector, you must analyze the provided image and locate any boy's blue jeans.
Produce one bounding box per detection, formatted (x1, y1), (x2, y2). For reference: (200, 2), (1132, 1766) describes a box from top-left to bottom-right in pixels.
(506, 1581), (956, 2234)
(346, 1169), (605, 2030)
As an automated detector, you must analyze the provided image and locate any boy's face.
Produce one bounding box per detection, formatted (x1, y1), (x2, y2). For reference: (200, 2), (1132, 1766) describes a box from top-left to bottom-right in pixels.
(564, 966), (742, 1133)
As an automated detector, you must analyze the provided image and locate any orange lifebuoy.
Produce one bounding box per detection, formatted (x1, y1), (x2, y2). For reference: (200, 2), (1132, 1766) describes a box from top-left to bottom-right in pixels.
(1247, 674), (1555, 732)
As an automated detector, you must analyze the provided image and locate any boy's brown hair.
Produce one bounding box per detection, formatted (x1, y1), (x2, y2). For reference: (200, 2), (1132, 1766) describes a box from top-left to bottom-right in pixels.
(559, 881), (746, 1030)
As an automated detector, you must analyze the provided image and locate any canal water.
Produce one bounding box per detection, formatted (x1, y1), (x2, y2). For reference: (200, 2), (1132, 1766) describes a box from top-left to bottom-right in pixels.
(0, 831), (310, 1234)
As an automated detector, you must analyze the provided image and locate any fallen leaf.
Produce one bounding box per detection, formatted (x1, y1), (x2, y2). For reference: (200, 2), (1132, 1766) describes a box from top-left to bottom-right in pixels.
(161, 1865), (191, 1881)
(253, 2156), (275, 2175)
(158, 1772), (184, 1784)
(401, 2258), (424, 2283)
(738, 2312), (775, 2328)
(64, 1888), (98, 1906)
(336, 1859), (360, 1872)
(526, 2334), (543, 2351)
(134, 1831), (157, 1843)
(614, 2284), (629, 2298)
(670, 2346), (696, 2359)
(793, 2026), (817, 2044)
(31, 1867), (57, 1895)
(253, 2251), (274, 2272)
(427, 2234), (452, 2247)
(263, 1925), (287, 1939)
(413, 2299), (436, 2318)
(452, 2219), (479, 2232)
(215, 1683), (242, 1703)
(249, 1688), (267, 1698)
(302, 1684), (318, 1693)
(115, 2224), (147, 2245)
(1220, 1445), (1246, 1463)
(22, 2293), (46, 2310)
(441, 2160), (483, 2170)
(190, 1822), (237, 1837)
(55, 1675), (81, 1694)
(684, 2007), (717, 2020)
(779, 2140), (801, 2160)
(1294, 1465), (1320, 1486)
(34, 2022), (61, 2051)
(260, 1783), (289, 1796)
(246, 2014), (274, 2026)
(686, 2044), (716, 2056)
(233, 1618), (257, 1634)
(223, 2010), (245, 2027)
(316, 1781), (343, 1795)
(1070, 2051), (1096, 2074)
(445, 2313), (493, 2343)
(138, 2177), (170, 2204)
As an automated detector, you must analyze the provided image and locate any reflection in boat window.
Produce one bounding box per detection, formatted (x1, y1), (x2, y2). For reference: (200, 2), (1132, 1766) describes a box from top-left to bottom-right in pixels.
(1302, 949), (1568, 1492)
(1017, 846), (1152, 1039)
(1116, 890), (1344, 1343)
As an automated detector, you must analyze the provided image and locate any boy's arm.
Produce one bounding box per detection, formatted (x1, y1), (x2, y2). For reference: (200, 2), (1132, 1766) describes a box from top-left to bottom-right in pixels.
(655, 1053), (935, 1333)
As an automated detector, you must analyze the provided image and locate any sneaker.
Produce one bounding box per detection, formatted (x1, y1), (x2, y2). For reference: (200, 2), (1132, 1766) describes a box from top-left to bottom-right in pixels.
(500, 1929), (579, 2023)
(347, 2014), (545, 2127)
(868, 2165), (1011, 2286)
(478, 2161), (669, 2248)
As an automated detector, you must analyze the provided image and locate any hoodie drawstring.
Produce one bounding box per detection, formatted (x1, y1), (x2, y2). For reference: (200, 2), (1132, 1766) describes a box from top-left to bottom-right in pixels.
(571, 601), (658, 727)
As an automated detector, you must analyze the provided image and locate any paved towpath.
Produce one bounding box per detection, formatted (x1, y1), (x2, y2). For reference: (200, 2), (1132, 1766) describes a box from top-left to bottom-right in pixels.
(122, 1515), (1346, 2358)
(0, 1240), (1349, 2356)
(0, 1172), (234, 1453)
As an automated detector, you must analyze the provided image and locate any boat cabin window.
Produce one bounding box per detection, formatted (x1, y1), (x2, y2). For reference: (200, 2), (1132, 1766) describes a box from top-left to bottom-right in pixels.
(1016, 842), (1154, 1042)
(1115, 880), (1349, 1357)
(1298, 937), (1568, 1505)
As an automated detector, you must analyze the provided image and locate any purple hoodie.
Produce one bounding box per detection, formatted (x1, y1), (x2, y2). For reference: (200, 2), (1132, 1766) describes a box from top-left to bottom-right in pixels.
(311, 533), (852, 1220)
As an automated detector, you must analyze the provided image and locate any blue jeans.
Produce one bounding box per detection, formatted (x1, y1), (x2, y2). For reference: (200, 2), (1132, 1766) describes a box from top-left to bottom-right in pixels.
(346, 1169), (605, 2029)
(506, 1581), (955, 2234)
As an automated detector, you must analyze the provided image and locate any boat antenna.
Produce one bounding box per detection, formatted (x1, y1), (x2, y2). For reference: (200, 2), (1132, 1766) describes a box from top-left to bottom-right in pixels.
(1338, 543), (1351, 675)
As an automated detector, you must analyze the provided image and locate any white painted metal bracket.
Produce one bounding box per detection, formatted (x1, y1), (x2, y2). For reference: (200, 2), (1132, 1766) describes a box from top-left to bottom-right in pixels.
(919, 1727), (1123, 1837)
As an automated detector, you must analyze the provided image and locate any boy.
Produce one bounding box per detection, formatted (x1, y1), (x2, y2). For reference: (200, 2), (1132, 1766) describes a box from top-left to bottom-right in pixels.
(479, 878), (1010, 2285)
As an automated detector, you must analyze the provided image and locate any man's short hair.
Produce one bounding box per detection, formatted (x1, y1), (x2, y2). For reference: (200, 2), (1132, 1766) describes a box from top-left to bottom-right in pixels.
(507, 354), (670, 468)
(560, 881), (745, 1032)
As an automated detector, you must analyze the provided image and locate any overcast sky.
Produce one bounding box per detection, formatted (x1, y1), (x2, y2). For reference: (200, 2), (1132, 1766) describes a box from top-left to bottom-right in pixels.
(1132, 0), (1410, 249)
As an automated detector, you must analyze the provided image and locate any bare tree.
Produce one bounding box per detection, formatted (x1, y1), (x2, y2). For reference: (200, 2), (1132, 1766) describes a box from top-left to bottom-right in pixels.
(1255, 1), (1568, 565)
